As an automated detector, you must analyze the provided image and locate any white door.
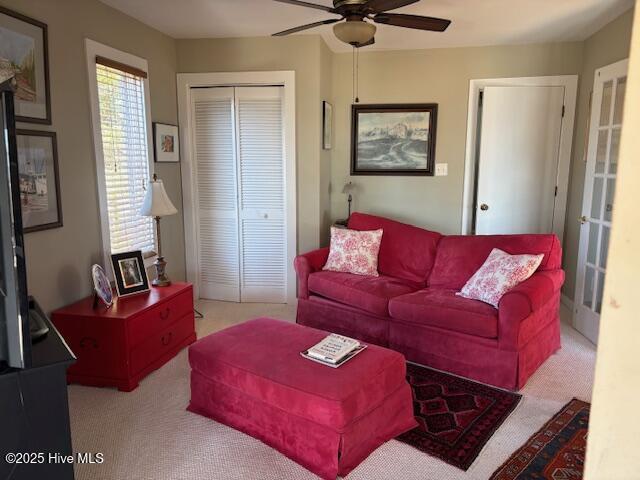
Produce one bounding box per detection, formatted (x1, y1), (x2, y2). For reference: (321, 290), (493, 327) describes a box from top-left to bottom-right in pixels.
(190, 86), (287, 303)
(475, 86), (565, 235)
(191, 87), (240, 302)
(235, 87), (286, 303)
(574, 59), (628, 344)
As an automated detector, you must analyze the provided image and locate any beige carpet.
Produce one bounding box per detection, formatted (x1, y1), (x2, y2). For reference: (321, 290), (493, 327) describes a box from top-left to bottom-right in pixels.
(68, 302), (595, 480)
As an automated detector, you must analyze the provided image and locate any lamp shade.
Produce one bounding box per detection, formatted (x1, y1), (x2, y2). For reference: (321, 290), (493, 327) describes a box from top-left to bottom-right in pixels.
(333, 21), (376, 46)
(140, 174), (177, 217)
(342, 181), (356, 194)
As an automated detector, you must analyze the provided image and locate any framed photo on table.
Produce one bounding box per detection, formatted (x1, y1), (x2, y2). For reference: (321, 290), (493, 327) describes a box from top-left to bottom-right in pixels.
(91, 264), (113, 308)
(16, 129), (62, 233)
(351, 103), (438, 176)
(153, 122), (180, 163)
(110, 251), (150, 297)
(0, 6), (51, 124)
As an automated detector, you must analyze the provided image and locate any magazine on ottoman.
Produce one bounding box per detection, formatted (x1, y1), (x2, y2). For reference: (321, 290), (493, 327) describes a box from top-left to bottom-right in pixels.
(301, 333), (367, 368)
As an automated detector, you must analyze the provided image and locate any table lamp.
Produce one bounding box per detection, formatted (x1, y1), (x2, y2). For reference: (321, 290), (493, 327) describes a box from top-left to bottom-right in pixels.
(342, 181), (356, 219)
(140, 173), (178, 287)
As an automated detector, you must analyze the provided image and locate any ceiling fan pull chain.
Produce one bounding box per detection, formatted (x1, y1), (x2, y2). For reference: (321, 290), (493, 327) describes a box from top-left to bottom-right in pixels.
(352, 46), (356, 104)
(355, 46), (360, 103)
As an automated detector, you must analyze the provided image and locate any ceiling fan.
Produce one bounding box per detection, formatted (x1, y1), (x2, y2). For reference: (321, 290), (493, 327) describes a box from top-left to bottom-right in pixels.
(272, 0), (451, 48)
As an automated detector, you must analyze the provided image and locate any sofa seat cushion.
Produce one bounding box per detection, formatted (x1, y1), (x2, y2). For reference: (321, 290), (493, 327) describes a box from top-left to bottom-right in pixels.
(308, 271), (418, 317)
(389, 289), (499, 339)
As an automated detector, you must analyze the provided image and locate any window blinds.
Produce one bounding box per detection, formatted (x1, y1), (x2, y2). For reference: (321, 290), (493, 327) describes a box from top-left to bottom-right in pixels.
(96, 61), (154, 254)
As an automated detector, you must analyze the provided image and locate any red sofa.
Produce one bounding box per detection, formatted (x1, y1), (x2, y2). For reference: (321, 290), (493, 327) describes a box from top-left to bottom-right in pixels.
(294, 213), (564, 390)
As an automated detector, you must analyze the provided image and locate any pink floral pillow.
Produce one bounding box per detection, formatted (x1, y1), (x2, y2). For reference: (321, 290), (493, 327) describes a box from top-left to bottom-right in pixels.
(457, 248), (544, 308)
(323, 227), (383, 277)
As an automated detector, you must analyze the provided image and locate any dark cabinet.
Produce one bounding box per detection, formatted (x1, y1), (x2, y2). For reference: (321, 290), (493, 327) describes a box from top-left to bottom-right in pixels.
(0, 316), (75, 480)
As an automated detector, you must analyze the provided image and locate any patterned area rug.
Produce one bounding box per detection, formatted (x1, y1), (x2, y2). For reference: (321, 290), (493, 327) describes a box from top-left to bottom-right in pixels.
(490, 398), (590, 479)
(398, 363), (522, 470)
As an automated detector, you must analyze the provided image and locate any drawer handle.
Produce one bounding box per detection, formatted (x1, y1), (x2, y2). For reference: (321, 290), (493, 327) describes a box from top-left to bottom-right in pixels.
(160, 308), (171, 320)
(80, 337), (98, 349)
(161, 332), (173, 346)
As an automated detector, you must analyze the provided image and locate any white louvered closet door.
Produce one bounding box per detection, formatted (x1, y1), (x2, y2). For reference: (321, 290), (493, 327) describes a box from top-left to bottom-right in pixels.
(235, 87), (286, 303)
(191, 87), (241, 302)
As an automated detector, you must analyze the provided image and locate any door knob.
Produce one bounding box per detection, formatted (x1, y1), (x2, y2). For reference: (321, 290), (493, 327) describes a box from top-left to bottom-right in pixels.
(480, 204), (489, 211)
(579, 215), (588, 224)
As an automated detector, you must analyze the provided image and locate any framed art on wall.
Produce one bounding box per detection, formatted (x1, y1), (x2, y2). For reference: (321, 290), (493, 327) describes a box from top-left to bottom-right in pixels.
(153, 122), (180, 163)
(0, 6), (51, 124)
(323, 101), (332, 150)
(351, 103), (438, 176)
(16, 129), (62, 233)
(110, 251), (150, 297)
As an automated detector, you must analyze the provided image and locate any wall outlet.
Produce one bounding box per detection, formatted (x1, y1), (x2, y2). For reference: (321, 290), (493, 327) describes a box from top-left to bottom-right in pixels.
(435, 163), (448, 176)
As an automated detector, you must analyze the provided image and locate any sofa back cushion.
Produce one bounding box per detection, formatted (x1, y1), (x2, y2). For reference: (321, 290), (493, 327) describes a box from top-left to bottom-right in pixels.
(348, 213), (442, 286)
(429, 234), (562, 290)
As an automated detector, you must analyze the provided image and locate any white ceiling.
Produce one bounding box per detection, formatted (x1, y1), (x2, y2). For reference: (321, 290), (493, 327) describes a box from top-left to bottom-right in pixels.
(100, 0), (635, 52)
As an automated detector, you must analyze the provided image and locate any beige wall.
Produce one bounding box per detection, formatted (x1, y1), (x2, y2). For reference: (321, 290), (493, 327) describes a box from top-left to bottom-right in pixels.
(0, 0), (184, 313)
(176, 36), (329, 254)
(584, 5), (639, 477)
(329, 43), (584, 236)
(562, 9), (634, 300)
(319, 39), (333, 247)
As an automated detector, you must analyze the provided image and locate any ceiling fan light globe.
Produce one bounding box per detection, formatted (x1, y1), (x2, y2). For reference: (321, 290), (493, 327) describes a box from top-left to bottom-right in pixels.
(333, 21), (376, 46)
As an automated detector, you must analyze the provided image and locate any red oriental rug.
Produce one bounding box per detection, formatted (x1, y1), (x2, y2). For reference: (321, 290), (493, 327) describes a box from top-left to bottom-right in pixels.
(490, 398), (590, 479)
(397, 363), (522, 470)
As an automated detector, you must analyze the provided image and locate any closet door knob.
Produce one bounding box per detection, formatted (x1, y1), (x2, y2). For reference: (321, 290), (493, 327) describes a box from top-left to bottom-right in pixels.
(480, 204), (489, 211)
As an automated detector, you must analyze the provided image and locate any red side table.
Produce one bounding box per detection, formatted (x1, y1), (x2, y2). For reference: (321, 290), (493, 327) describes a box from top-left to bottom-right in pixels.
(51, 282), (196, 392)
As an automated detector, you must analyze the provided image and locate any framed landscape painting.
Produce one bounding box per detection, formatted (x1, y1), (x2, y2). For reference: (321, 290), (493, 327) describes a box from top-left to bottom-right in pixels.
(16, 130), (62, 233)
(351, 104), (438, 176)
(0, 7), (51, 124)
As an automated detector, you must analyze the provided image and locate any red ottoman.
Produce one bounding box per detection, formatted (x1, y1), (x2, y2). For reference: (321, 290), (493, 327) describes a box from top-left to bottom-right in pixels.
(187, 318), (417, 479)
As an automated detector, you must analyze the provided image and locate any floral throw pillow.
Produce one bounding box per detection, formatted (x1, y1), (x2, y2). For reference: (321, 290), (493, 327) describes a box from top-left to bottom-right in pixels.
(457, 248), (544, 308)
(323, 227), (383, 277)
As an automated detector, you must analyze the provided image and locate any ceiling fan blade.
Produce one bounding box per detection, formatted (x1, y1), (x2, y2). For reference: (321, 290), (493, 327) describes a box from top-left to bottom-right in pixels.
(356, 37), (375, 48)
(273, 18), (340, 37)
(363, 0), (419, 13)
(373, 13), (451, 32)
(272, 0), (336, 13)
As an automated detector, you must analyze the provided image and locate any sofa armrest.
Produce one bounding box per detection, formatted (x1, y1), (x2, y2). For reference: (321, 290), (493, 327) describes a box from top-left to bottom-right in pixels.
(294, 247), (330, 299)
(498, 269), (565, 349)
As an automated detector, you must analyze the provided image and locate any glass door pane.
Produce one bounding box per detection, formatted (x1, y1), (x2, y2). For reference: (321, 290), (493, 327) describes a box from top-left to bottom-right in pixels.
(613, 77), (626, 124)
(599, 81), (613, 126)
(583, 266), (595, 309)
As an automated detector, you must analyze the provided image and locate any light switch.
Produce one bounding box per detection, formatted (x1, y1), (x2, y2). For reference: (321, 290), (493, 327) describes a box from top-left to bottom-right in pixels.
(435, 163), (448, 176)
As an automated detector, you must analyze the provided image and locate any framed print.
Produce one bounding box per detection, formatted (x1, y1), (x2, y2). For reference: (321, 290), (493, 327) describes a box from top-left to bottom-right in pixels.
(351, 103), (438, 176)
(153, 122), (180, 163)
(323, 101), (332, 150)
(0, 7), (51, 124)
(91, 264), (113, 308)
(16, 130), (62, 233)
(110, 251), (150, 297)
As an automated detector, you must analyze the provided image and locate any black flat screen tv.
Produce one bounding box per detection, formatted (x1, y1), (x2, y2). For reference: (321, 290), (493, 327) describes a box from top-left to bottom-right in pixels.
(0, 78), (31, 370)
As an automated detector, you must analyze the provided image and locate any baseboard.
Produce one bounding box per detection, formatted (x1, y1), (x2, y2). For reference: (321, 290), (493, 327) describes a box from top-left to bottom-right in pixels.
(561, 294), (574, 313)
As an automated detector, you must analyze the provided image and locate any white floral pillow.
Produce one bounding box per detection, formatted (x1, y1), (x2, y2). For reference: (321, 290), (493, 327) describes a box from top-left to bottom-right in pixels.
(323, 227), (383, 277)
(457, 248), (544, 308)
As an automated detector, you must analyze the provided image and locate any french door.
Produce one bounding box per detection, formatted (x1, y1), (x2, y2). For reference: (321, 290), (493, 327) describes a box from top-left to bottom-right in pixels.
(574, 59), (628, 344)
(190, 86), (287, 303)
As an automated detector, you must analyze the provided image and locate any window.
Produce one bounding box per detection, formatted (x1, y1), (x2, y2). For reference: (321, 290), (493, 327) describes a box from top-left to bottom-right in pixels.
(86, 40), (155, 264)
